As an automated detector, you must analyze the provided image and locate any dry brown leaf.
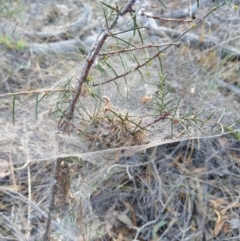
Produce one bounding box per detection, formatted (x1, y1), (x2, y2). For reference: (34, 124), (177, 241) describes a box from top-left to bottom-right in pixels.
(117, 212), (135, 228)
(221, 202), (240, 215)
(213, 213), (229, 237)
(116, 228), (132, 237)
(114, 233), (123, 241)
(223, 222), (231, 233)
(191, 219), (197, 232)
(210, 199), (228, 209)
(192, 167), (206, 173)
(122, 200), (137, 227)
(103, 96), (113, 111)
(214, 209), (222, 224)
(214, 219), (225, 237)
(172, 159), (190, 174)
(0, 185), (20, 191)
(141, 95), (152, 104)
(0, 203), (8, 210)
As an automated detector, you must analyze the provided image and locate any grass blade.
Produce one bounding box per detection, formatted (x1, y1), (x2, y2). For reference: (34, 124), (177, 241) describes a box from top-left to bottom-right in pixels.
(36, 94), (38, 120)
(12, 95), (16, 125)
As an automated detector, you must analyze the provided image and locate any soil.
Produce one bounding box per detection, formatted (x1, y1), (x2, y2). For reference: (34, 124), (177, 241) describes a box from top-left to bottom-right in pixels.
(0, 0), (240, 240)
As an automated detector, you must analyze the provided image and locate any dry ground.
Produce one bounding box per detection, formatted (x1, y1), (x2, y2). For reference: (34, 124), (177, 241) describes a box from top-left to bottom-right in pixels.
(0, 0), (240, 240)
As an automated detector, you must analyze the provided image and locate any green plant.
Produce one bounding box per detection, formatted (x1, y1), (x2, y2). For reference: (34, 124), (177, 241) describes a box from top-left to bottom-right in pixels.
(0, 0), (23, 18)
(0, 34), (27, 51)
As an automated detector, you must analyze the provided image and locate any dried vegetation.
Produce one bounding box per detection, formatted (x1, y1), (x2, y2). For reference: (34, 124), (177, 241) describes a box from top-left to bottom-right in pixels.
(0, 0), (240, 241)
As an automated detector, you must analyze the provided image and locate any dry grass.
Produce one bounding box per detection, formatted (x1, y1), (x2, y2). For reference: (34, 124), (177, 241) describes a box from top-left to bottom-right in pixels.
(89, 137), (240, 240)
(0, 0), (240, 241)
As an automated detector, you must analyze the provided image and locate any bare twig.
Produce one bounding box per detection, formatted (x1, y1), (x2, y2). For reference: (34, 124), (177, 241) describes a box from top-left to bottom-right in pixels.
(43, 158), (62, 241)
(92, 19), (201, 87)
(0, 88), (75, 97)
(141, 12), (196, 23)
(143, 112), (171, 128)
(63, 0), (138, 126)
(120, 0), (137, 16)
(92, 2), (228, 87)
(99, 42), (181, 57)
(92, 41), (178, 87)
(43, 1), (139, 239)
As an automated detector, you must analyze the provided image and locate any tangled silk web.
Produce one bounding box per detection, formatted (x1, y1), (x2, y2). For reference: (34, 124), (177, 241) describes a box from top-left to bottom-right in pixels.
(0, 59), (234, 166)
(0, 0), (239, 168)
(0, 65), (237, 169)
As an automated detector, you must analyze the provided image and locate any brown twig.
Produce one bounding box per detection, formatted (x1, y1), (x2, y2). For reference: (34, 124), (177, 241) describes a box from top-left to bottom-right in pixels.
(62, 1), (225, 123)
(59, 120), (84, 135)
(99, 42), (181, 57)
(44, 2), (139, 238)
(91, 35), (188, 87)
(43, 158), (62, 241)
(143, 112), (170, 128)
(120, 0), (137, 16)
(92, 41), (176, 87)
(92, 3), (227, 88)
(63, 0), (138, 127)
(141, 12), (197, 23)
(0, 88), (75, 97)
